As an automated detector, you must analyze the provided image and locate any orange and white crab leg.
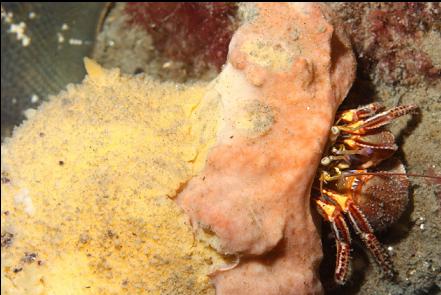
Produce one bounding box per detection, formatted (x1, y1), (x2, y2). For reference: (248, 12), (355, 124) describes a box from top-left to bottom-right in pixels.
(341, 131), (398, 151)
(315, 199), (352, 284)
(340, 104), (418, 134)
(336, 102), (384, 124)
(322, 189), (395, 278)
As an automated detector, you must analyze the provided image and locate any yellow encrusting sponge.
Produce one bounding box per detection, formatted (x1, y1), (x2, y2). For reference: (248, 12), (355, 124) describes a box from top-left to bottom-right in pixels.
(1, 59), (226, 294)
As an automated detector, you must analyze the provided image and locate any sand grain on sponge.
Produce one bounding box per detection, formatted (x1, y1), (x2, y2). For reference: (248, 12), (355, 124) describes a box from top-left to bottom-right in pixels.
(176, 3), (356, 294)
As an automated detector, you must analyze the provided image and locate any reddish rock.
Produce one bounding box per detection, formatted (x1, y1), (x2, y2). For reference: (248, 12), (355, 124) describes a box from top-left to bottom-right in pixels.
(330, 3), (441, 85)
(125, 2), (238, 71)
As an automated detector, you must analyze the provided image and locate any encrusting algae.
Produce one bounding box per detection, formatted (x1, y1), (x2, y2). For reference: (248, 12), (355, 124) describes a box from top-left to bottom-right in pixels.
(1, 58), (228, 294)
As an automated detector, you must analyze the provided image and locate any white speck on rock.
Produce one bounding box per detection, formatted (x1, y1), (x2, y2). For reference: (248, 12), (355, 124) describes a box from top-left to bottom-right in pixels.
(162, 61), (172, 69)
(23, 108), (37, 119)
(8, 21), (32, 47)
(1, 8), (13, 23)
(69, 38), (83, 45)
(31, 94), (39, 103)
(21, 36), (31, 47)
(57, 33), (65, 43)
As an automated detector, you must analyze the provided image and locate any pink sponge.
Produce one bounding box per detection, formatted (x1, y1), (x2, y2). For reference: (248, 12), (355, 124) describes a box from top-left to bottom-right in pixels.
(177, 3), (356, 294)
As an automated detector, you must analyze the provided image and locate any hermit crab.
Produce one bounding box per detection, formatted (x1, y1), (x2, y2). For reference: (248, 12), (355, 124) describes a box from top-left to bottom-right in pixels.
(313, 103), (439, 285)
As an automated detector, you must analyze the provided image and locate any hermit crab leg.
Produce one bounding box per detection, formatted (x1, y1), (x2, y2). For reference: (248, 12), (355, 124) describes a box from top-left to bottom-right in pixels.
(322, 189), (395, 279)
(346, 202), (394, 278)
(327, 103), (386, 148)
(315, 199), (352, 284)
(359, 104), (418, 130)
(341, 130), (398, 151)
(336, 102), (385, 124)
(339, 104), (418, 134)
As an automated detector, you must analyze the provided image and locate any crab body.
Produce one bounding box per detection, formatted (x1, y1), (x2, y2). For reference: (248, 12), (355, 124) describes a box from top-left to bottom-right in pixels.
(314, 103), (417, 284)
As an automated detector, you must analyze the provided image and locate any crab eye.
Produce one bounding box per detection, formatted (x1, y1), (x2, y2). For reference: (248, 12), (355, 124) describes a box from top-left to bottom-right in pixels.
(329, 126), (340, 142)
(321, 156), (331, 166)
(331, 126), (340, 135)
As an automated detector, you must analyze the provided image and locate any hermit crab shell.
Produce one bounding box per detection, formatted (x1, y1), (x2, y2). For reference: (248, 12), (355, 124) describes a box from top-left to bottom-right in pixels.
(339, 159), (410, 231)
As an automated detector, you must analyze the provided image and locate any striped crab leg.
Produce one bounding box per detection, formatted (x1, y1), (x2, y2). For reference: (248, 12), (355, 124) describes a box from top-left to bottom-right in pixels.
(322, 188), (395, 279)
(337, 102), (385, 124)
(315, 198), (352, 284)
(339, 104), (418, 135)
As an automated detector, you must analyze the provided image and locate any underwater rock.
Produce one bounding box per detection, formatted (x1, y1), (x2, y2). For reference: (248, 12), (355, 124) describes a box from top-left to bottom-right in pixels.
(329, 2), (441, 86)
(125, 2), (238, 72)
